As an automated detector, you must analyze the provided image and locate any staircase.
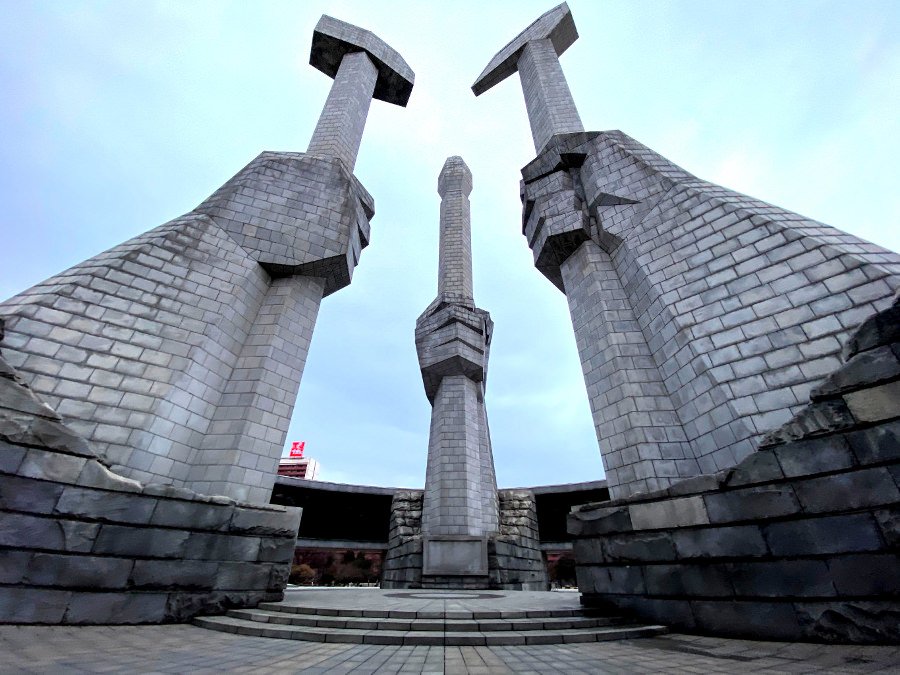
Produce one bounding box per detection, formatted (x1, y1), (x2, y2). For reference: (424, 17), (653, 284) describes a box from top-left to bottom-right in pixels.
(194, 599), (667, 645)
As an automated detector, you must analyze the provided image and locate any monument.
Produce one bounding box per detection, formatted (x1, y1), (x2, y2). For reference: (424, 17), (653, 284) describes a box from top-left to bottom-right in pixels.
(474, 2), (900, 500)
(381, 158), (546, 590)
(475, 2), (900, 642)
(0, 15), (414, 624)
(0, 15), (413, 506)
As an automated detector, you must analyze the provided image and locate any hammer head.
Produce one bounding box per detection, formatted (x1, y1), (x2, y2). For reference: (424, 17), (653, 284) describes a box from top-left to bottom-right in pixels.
(311, 15), (415, 107)
(471, 3), (578, 96)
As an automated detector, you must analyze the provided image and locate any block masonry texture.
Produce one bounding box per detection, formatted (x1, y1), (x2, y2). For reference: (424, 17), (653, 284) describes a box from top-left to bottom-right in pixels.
(521, 130), (900, 499)
(416, 157), (498, 542)
(473, 3), (582, 154)
(477, 5), (900, 499)
(0, 16), (413, 504)
(471, 2), (577, 96)
(310, 14), (415, 107)
(567, 296), (900, 643)
(0, 344), (301, 625)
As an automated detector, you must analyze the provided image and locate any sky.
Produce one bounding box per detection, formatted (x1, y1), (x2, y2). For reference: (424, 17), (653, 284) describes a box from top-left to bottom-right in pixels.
(1, 1), (898, 489)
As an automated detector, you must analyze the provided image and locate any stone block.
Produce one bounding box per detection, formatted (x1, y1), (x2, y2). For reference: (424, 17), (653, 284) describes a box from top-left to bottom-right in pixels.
(59, 520), (100, 552)
(183, 532), (261, 562)
(722, 450), (784, 487)
(423, 537), (488, 576)
(727, 560), (836, 598)
(793, 467), (900, 513)
(692, 599), (801, 640)
(26, 553), (132, 589)
(215, 562), (272, 590)
(54, 485), (156, 524)
(130, 560), (218, 590)
(811, 345), (900, 399)
(874, 507), (900, 546)
(0, 550), (31, 583)
(826, 554), (900, 595)
(643, 563), (733, 597)
(0, 588), (71, 623)
(842, 304), (900, 360)
(796, 600), (900, 644)
(0, 474), (64, 513)
(92, 525), (189, 558)
(230, 505), (301, 536)
(774, 436), (856, 478)
(151, 499), (234, 531)
(567, 505), (632, 536)
(760, 400), (856, 447)
(63, 591), (168, 624)
(847, 420), (900, 465)
(844, 381), (900, 423)
(665, 473), (722, 496)
(704, 485), (801, 524)
(0, 440), (26, 474)
(764, 514), (883, 556)
(629, 496), (709, 529)
(0, 512), (64, 549)
(2, 414), (93, 458)
(576, 564), (644, 595)
(17, 448), (87, 484)
(673, 524), (769, 560)
(76, 461), (142, 493)
(257, 537), (296, 563)
(603, 532), (678, 562)
(268, 563), (290, 592)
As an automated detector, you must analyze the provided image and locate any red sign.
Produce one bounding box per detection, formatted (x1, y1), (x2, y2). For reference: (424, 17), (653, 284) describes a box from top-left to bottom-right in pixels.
(289, 441), (305, 458)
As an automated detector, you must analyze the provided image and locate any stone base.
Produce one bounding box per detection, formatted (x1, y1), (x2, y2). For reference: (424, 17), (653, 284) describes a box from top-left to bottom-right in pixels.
(381, 490), (549, 591)
(423, 536), (488, 576)
(0, 350), (302, 625)
(569, 299), (900, 644)
(421, 575), (491, 590)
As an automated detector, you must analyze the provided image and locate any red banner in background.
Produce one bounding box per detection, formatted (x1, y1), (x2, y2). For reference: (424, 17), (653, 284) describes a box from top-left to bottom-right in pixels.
(289, 441), (305, 458)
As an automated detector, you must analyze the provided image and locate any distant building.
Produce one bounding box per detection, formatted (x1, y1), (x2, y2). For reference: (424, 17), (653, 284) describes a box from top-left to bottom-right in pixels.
(278, 456), (320, 480)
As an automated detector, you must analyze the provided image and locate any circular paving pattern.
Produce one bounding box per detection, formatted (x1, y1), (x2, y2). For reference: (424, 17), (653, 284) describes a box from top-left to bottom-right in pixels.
(383, 591), (504, 600)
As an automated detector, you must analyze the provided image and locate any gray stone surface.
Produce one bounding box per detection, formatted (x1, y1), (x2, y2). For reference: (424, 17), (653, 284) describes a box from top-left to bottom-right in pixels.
(473, 4), (582, 153)
(310, 14), (414, 107)
(0, 14), (414, 504)
(416, 158), (499, 569)
(5, 619), (900, 673)
(476, 3), (900, 499)
(0, 347), (301, 625)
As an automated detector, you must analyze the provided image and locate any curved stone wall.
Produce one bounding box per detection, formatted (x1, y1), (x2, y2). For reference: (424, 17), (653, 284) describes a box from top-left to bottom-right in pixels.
(0, 343), (301, 624)
(569, 298), (900, 643)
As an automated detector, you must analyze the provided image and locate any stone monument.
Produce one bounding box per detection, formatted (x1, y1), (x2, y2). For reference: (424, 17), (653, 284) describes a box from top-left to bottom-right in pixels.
(0, 15), (413, 624)
(475, 2), (900, 643)
(0, 15), (414, 506)
(381, 158), (546, 590)
(474, 2), (900, 500)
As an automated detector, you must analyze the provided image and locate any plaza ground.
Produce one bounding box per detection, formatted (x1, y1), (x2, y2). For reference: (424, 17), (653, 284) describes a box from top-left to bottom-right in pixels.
(3, 588), (899, 673)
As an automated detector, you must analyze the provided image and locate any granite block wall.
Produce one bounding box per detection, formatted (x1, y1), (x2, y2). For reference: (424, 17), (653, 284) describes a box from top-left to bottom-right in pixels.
(381, 489), (548, 591)
(474, 2), (900, 500)
(0, 150), (374, 504)
(0, 13), (413, 505)
(0, 342), (302, 624)
(568, 297), (900, 643)
(521, 130), (900, 498)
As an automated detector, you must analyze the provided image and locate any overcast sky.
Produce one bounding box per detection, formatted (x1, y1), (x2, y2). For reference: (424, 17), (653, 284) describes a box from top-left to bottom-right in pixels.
(2, 1), (898, 489)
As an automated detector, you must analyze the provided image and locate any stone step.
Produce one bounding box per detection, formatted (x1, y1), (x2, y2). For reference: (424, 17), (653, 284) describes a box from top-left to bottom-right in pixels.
(194, 614), (667, 646)
(255, 601), (602, 621)
(227, 607), (627, 632)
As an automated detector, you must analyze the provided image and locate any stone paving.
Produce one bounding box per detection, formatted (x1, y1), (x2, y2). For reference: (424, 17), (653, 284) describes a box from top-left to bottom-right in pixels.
(3, 589), (900, 673)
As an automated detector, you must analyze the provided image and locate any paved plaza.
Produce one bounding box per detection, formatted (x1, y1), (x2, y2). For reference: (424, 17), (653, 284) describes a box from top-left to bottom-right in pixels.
(4, 589), (900, 673)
